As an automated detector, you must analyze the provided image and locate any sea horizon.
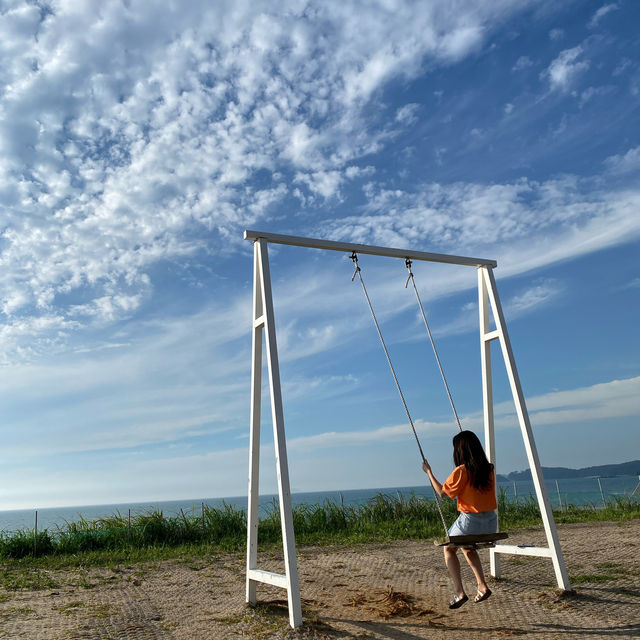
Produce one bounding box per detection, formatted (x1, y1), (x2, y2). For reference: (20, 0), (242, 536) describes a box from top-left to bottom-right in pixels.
(1, 474), (638, 534)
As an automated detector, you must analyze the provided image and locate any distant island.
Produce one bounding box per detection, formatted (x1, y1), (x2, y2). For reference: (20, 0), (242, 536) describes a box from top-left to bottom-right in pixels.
(497, 460), (640, 482)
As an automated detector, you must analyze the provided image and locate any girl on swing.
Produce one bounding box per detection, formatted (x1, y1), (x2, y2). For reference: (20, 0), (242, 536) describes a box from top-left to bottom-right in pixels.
(422, 430), (497, 609)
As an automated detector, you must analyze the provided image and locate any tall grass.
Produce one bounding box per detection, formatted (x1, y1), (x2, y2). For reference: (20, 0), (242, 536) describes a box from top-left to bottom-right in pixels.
(0, 504), (246, 559)
(258, 493), (461, 544)
(1, 492), (638, 560)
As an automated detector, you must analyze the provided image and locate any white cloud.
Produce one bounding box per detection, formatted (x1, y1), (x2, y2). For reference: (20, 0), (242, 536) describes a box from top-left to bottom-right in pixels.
(512, 376), (640, 427)
(431, 280), (563, 340)
(321, 174), (640, 281)
(613, 57), (632, 76)
(395, 103), (420, 126)
(345, 165), (375, 180)
(2, 371), (637, 509)
(542, 45), (590, 91)
(283, 373), (360, 403)
(287, 418), (448, 453)
(0, 0), (538, 358)
(588, 3), (619, 28)
(0, 445), (253, 509)
(579, 85), (611, 107)
(277, 376), (640, 452)
(294, 170), (345, 200)
(619, 277), (640, 290)
(437, 25), (484, 61)
(70, 294), (143, 322)
(507, 280), (563, 317)
(0, 297), (253, 457)
(604, 146), (640, 176)
(512, 55), (533, 72)
(549, 28), (564, 41)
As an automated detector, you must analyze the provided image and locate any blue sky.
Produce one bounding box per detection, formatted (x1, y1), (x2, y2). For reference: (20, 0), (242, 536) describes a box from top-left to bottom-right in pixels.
(0, 0), (638, 510)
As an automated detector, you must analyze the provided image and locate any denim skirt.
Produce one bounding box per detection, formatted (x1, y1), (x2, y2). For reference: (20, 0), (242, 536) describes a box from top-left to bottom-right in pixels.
(448, 510), (498, 537)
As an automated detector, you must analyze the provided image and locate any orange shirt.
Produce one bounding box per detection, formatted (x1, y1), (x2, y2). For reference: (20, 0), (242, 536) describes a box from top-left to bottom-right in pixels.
(442, 464), (497, 513)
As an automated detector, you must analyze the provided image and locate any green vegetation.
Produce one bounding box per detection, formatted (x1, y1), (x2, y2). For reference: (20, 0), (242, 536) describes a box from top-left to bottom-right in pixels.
(0, 566), (58, 591)
(0, 492), (637, 569)
(497, 492), (640, 528)
(56, 601), (114, 618)
(570, 561), (632, 585)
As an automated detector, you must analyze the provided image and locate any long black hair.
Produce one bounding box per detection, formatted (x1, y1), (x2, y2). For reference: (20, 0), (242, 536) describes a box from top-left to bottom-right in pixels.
(452, 430), (494, 491)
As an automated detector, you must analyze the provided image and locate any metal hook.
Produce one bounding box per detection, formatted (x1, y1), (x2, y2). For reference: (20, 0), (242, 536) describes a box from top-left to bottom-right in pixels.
(404, 258), (413, 289)
(350, 252), (360, 281)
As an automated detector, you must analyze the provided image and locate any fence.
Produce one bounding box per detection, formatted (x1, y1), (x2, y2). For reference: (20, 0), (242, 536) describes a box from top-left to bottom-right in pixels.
(504, 474), (640, 510)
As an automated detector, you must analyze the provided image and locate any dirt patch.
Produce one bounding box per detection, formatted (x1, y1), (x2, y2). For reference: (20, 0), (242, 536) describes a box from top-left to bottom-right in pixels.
(1, 520), (639, 639)
(343, 585), (443, 623)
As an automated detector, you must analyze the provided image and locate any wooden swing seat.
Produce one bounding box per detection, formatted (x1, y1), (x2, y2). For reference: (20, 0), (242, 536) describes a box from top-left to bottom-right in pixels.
(437, 531), (509, 549)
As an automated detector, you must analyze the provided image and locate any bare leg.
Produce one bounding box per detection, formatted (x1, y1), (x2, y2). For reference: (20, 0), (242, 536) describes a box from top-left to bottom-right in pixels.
(443, 546), (465, 597)
(461, 547), (489, 594)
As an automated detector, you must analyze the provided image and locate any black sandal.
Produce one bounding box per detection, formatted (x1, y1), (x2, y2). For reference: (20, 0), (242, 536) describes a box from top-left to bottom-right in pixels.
(474, 588), (492, 603)
(449, 594), (468, 609)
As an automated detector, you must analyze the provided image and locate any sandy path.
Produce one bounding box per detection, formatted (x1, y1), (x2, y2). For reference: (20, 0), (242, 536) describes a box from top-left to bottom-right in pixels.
(1, 519), (638, 639)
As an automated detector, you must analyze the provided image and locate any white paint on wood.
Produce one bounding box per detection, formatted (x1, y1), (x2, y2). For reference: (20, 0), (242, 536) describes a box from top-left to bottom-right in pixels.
(492, 545), (554, 558)
(481, 266), (571, 591)
(244, 229), (497, 267)
(246, 240), (302, 628)
(248, 569), (289, 589)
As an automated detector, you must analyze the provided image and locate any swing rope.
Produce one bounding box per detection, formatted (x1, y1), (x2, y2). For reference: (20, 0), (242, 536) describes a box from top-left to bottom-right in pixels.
(405, 259), (463, 433)
(402, 259), (508, 547)
(350, 252), (450, 536)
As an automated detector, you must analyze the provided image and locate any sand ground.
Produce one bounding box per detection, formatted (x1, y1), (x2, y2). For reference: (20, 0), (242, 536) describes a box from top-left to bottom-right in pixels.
(1, 519), (638, 639)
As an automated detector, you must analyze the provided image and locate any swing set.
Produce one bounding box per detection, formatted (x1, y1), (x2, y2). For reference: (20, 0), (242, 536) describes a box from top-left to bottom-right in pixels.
(244, 229), (571, 628)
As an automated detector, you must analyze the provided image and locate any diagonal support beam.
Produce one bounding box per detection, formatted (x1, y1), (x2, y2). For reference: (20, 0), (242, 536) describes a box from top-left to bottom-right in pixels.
(246, 239), (302, 628)
(479, 266), (571, 591)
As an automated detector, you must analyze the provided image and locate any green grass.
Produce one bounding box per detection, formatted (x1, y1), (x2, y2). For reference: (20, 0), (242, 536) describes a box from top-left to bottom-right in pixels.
(570, 573), (617, 584)
(0, 567), (58, 591)
(0, 606), (35, 618)
(549, 496), (640, 524)
(0, 492), (637, 571)
(569, 560), (632, 585)
(57, 601), (86, 615)
(56, 600), (114, 618)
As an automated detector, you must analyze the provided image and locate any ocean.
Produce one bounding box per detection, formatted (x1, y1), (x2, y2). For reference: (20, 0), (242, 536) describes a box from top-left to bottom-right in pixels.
(1, 474), (638, 534)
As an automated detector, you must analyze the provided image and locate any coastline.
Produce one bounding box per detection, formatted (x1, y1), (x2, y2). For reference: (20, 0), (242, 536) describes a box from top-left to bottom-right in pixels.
(2, 473), (638, 533)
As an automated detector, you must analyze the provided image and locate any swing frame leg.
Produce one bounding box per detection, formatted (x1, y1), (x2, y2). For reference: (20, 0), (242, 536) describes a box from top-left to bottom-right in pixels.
(478, 267), (571, 591)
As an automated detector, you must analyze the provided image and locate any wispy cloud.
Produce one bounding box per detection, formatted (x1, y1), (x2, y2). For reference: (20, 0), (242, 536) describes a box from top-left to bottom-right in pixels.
(282, 375), (640, 452)
(518, 376), (640, 426)
(542, 45), (590, 91)
(588, 3), (619, 29)
(2, 374), (637, 509)
(618, 277), (640, 291)
(604, 145), (640, 175)
(419, 280), (563, 341)
(0, 298), (252, 457)
(507, 280), (563, 317)
(0, 445), (253, 509)
(321, 172), (640, 279)
(512, 55), (533, 72)
(395, 103), (421, 127)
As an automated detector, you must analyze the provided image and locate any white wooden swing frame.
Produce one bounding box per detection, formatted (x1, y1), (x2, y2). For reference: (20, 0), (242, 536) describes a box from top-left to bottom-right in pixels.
(244, 229), (571, 628)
